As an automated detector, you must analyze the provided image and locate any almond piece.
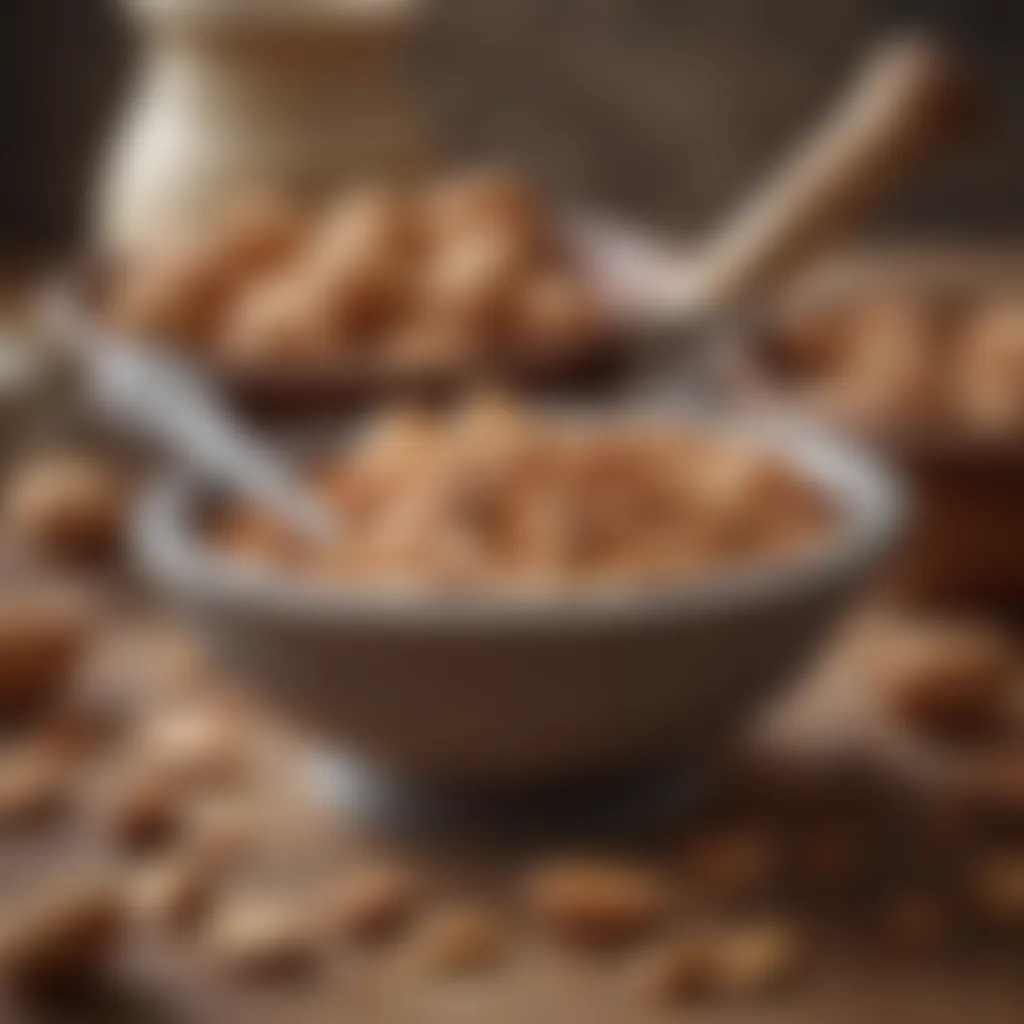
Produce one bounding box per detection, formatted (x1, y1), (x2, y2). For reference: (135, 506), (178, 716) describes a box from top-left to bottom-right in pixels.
(0, 591), (90, 714)
(644, 937), (718, 1003)
(0, 737), (76, 828)
(713, 919), (805, 994)
(4, 454), (126, 561)
(0, 878), (124, 987)
(324, 862), (425, 944)
(412, 904), (504, 975)
(525, 858), (664, 948)
(202, 897), (315, 976)
(101, 775), (182, 849)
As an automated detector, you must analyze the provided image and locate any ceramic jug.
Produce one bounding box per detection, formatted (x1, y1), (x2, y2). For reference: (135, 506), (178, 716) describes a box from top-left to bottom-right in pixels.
(95, 0), (434, 248)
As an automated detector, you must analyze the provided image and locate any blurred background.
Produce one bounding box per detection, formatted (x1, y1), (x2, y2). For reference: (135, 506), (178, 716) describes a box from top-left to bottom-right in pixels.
(4, 0), (1024, 252)
(0, 2), (1023, 1022)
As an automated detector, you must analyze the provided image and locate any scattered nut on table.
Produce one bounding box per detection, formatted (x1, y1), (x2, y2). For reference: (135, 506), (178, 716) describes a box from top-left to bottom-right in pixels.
(864, 618), (1019, 736)
(525, 858), (665, 948)
(201, 895), (316, 976)
(0, 590), (90, 714)
(0, 877), (124, 987)
(99, 773), (183, 850)
(409, 904), (505, 975)
(127, 839), (233, 931)
(646, 919), (804, 1004)
(324, 862), (427, 943)
(134, 701), (252, 788)
(643, 936), (718, 1003)
(712, 919), (805, 995)
(4, 453), (128, 560)
(0, 733), (80, 828)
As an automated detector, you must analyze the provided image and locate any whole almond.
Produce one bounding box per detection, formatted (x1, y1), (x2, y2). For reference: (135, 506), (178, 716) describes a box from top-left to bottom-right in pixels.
(525, 859), (664, 948)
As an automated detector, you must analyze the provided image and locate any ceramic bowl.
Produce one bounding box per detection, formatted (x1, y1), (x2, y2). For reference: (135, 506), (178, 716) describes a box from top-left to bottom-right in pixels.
(135, 409), (903, 786)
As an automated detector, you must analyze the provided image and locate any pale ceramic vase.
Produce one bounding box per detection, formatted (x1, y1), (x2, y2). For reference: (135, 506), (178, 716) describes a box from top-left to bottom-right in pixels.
(95, 0), (434, 248)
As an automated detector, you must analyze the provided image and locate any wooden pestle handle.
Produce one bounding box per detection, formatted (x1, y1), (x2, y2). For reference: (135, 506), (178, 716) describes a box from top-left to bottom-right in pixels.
(682, 37), (982, 315)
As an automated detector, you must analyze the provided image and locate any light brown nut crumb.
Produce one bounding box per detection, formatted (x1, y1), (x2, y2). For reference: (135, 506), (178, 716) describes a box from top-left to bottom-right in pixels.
(184, 795), (260, 868)
(128, 809), (251, 932)
(643, 937), (718, 1003)
(127, 841), (230, 931)
(202, 896), (316, 976)
(136, 702), (251, 788)
(4, 453), (127, 560)
(865, 619), (1019, 735)
(969, 852), (1024, 925)
(712, 919), (805, 995)
(0, 737), (77, 828)
(100, 774), (182, 850)
(525, 858), (665, 948)
(410, 905), (504, 975)
(0, 591), (90, 713)
(324, 862), (426, 943)
(646, 920), (804, 1004)
(0, 878), (124, 987)
(879, 891), (952, 950)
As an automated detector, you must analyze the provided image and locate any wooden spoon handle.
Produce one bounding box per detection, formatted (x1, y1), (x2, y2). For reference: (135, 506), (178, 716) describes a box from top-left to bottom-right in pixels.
(683, 37), (982, 314)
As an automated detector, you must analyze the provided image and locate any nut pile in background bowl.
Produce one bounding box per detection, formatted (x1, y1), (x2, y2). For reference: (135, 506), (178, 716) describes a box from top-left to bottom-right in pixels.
(724, 266), (1024, 606)
(765, 288), (1024, 441)
(100, 170), (610, 393)
(209, 397), (835, 592)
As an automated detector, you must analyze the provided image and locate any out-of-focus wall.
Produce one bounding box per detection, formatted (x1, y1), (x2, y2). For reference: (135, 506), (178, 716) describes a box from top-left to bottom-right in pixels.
(1, 0), (1021, 250)
(422, 0), (1021, 235)
(0, 0), (129, 250)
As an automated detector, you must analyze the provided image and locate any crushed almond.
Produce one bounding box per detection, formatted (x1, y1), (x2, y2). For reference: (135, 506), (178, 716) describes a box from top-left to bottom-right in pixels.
(865, 619), (1019, 735)
(324, 862), (426, 943)
(4, 453), (127, 561)
(0, 878), (124, 987)
(525, 858), (665, 948)
(712, 919), (805, 994)
(202, 896), (316, 976)
(410, 904), (505, 975)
